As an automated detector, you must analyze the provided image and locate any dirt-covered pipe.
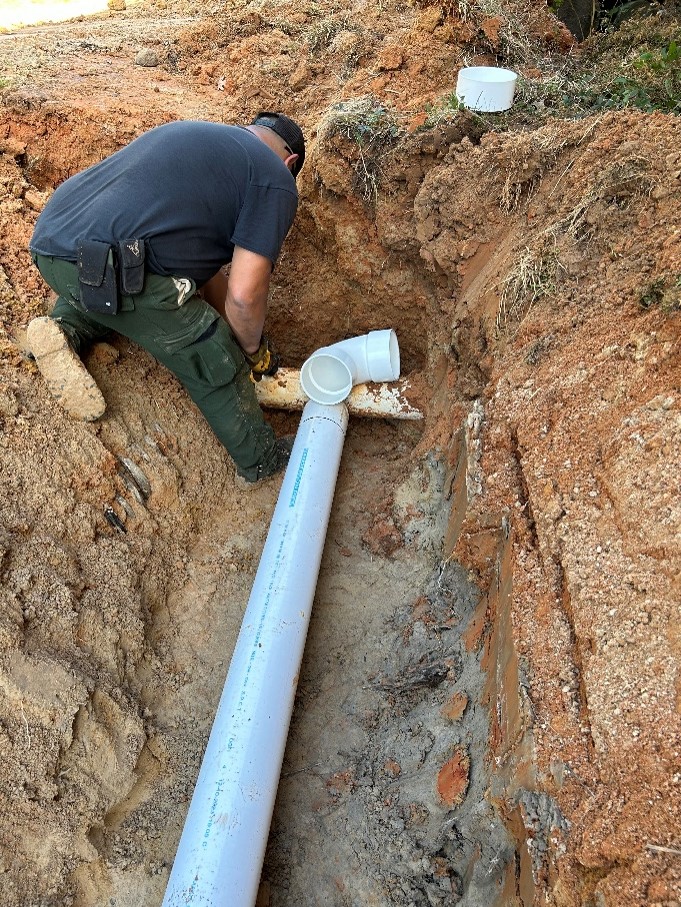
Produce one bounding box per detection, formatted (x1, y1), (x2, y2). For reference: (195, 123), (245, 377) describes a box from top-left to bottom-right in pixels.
(255, 366), (422, 420)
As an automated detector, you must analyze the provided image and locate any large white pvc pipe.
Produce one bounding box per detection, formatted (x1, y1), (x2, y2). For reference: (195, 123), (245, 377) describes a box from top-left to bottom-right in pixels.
(162, 401), (349, 907)
(254, 366), (422, 420)
(299, 328), (400, 405)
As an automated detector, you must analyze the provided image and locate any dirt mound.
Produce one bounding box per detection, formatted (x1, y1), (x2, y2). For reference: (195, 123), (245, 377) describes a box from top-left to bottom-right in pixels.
(0, 1), (679, 905)
(423, 111), (681, 906)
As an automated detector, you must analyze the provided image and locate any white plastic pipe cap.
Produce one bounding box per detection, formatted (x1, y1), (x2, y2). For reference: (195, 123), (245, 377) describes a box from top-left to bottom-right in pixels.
(300, 329), (400, 405)
(455, 66), (518, 112)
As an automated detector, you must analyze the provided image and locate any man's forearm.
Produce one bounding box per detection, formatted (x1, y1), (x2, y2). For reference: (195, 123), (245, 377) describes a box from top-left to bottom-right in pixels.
(199, 248), (273, 355)
(223, 292), (267, 354)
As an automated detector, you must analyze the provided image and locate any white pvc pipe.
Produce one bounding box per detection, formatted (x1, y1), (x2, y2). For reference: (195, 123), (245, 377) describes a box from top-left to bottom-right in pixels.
(299, 329), (400, 405)
(162, 401), (349, 907)
(254, 367), (422, 420)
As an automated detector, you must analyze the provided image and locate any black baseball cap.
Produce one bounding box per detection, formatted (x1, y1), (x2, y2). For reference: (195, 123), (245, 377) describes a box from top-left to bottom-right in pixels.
(251, 112), (305, 177)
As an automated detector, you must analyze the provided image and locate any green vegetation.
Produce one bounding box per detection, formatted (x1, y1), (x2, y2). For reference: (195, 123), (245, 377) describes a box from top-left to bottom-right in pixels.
(538, 16), (680, 118)
(572, 38), (681, 114)
(639, 275), (681, 312)
(424, 92), (465, 127)
(605, 0), (664, 28)
(423, 14), (681, 132)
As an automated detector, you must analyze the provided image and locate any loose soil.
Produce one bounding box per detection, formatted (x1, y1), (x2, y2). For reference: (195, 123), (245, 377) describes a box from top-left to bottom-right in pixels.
(0, 1), (679, 906)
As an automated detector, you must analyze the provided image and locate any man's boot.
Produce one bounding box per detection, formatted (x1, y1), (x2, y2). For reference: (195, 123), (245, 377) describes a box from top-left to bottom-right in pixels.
(26, 316), (106, 422)
(235, 436), (294, 485)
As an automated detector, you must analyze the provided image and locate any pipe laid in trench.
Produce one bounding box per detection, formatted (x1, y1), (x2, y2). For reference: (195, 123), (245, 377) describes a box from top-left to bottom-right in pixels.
(162, 401), (349, 907)
(254, 367), (422, 420)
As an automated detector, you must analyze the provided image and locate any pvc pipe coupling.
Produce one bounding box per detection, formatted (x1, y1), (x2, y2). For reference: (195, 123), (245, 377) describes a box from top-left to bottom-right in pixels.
(299, 329), (401, 405)
(455, 66), (518, 112)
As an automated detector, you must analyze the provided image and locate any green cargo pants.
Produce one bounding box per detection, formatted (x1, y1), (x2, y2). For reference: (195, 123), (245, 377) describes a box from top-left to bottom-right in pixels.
(32, 253), (278, 481)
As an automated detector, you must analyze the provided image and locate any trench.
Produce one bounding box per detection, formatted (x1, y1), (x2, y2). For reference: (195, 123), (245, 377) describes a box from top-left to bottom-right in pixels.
(74, 403), (543, 907)
(2, 107), (549, 907)
(1, 3), (679, 902)
(79, 415), (535, 907)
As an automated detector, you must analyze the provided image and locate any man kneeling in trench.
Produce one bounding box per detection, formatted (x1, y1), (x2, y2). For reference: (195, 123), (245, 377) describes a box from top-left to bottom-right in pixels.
(26, 113), (305, 484)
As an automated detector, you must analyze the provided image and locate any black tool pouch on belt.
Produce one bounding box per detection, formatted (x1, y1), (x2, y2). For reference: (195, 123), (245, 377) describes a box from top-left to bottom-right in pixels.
(77, 240), (119, 315)
(117, 238), (145, 295)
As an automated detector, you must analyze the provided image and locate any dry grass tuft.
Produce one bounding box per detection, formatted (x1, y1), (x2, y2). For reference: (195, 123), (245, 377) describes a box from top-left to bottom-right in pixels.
(496, 245), (564, 334)
(318, 97), (401, 205)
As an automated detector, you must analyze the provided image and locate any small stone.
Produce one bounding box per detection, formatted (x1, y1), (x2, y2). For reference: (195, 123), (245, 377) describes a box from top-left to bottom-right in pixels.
(377, 46), (403, 71)
(120, 457), (151, 498)
(362, 514), (402, 557)
(437, 747), (470, 807)
(441, 692), (468, 722)
(289, 61), (312, 90)
(135, 49), (160, 67)
(26, 317), (106, 421)
(23, 189), (47, 211)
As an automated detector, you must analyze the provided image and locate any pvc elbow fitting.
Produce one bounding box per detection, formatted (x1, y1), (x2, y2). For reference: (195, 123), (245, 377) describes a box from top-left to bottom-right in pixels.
(299, 329), (401, 405)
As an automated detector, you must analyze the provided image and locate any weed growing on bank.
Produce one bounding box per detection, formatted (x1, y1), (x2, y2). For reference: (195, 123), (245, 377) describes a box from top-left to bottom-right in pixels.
(306, 15), (350, 53)
(638, 275), (681, 312)
(318, 97), (402, 204)
(495, 245), (564, 333)
(569, 30), (681, 115)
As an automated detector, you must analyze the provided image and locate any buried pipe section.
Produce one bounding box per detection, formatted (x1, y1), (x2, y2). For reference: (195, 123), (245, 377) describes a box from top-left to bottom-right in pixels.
(162, 331), (400, 907)
(254, 367), (422, 420)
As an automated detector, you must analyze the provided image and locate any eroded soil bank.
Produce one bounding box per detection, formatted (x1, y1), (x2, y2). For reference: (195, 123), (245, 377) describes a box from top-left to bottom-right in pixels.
(0, 1), (680, 905)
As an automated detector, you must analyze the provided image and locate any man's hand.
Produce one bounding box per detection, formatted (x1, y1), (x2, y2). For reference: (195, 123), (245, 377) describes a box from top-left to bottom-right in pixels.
(244, 335), (280, 381)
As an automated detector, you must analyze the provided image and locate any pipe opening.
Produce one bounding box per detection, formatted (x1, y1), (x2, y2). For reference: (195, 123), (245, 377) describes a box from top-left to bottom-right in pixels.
(300, 354), (353, 405)
(371, 328), (400, 382)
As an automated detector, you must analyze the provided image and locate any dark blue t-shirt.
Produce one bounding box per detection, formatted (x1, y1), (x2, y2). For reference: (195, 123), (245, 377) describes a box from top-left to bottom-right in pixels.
(30, 120), (298, 286)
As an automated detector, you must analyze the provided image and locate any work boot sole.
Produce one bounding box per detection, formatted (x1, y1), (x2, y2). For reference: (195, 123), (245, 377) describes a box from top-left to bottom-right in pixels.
(26, 317), (106, 422)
